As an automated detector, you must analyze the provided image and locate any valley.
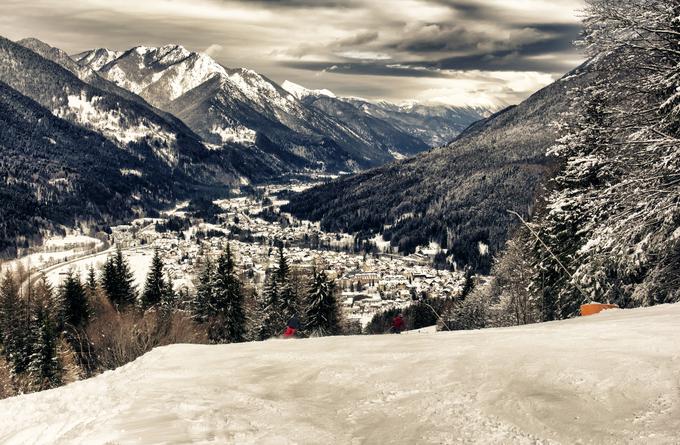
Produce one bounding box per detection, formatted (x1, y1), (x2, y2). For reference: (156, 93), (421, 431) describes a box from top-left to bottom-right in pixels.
(1, 1), (679, 442)
(2, 180), (465, 329)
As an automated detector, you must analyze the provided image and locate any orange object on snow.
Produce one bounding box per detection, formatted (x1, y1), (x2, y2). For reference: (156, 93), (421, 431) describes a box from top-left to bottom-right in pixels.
(580, 303), (619, 316)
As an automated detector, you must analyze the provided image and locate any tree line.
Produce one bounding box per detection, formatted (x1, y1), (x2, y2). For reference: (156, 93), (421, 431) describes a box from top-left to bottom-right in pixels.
(0, 243), (345, 398)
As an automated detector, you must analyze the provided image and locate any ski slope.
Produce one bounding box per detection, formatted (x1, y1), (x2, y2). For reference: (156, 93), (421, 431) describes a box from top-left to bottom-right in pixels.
(1, 304), (679, 444)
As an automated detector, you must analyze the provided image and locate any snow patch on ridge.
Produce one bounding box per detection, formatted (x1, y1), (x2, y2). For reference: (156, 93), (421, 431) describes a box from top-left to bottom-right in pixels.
(209, 125), (257, 145)
(120, 168), (143, 177)
(55, 93), (178, 165)
(282, 80), (336, 100)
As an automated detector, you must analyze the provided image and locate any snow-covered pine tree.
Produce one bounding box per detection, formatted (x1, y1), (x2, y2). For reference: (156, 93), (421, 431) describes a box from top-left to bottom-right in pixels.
(531, 85), (616, 319)
(57, 271), (90, 329)
(529, 0), (680, 313)
(256, 261), (286, 339)
(208, 244), (246, 343)
(304, 270), (341, 337)
(253, 282), (285, 340)
(141, 249), (166, 309)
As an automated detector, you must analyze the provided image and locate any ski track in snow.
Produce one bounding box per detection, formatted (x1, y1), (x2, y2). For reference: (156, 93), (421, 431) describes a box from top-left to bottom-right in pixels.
(1, 304), (679, 444)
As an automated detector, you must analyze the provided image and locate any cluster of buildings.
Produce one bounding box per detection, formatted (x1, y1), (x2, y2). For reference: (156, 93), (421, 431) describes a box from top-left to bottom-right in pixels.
(107, 185), (464, 327)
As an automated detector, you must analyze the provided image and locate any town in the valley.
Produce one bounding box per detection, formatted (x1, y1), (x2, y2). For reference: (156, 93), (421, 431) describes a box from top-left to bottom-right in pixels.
(2, 182), (468, 328)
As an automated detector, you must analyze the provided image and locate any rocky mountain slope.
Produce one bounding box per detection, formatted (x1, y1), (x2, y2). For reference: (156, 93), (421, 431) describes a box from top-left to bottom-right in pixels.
(75, 45), (487, 171)
(345, 98), (490, 148)
(0, 36), (240, 186)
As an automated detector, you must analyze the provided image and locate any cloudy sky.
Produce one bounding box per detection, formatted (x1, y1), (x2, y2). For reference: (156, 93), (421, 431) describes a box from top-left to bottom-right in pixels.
(2, 0), (585, 107)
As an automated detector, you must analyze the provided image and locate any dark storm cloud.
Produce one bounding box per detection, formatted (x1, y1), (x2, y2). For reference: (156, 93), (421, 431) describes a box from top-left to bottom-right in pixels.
(387, 22), (582, 55)
(281, 61), (448, 78)
(235, 0), (362, 8)
(424, 0), (504, 20)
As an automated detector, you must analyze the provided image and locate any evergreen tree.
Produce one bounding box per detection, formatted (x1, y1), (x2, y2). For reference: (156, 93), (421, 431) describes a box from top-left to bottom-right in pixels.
(86, 265), (98, 296)
(102, 247), (137, 308)
(57, 271), (90, 329)
(257, 271), (284, 339)
(161, 271), (177, 309)
(523, 0), (680, 314)
(254, 279), (284, 340)
(141, 249), (166, 309)
(27, 303), (61, 389)
(0, 272), (26, 373)
(192, 257), (214, 323)
(275, 246), (298, 320)
(305, 270), (341, 336)
(459, 266), (475, 300)
(101, 256), (118, 305)
(208, 244), (246, 343)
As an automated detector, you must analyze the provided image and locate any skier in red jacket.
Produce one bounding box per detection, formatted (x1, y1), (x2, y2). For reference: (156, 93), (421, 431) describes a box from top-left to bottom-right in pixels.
(391, 313), (405, 334)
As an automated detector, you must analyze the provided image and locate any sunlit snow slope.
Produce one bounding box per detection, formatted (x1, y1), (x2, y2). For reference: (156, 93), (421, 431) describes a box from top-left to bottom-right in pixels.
(1, 304), (679, 444)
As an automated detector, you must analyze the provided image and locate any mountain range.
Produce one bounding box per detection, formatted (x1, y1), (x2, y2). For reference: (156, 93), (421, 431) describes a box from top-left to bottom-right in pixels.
(73, 44), (488, 172)
(0, 35), (488, 255)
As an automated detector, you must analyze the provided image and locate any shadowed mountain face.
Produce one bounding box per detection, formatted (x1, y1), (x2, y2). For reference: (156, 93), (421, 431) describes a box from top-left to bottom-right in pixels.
(283, 63), (594, 272)
(0, 81), (179, 254)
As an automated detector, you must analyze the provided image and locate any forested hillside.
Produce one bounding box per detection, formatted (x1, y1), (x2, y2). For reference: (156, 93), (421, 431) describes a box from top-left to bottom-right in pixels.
(506, 0), (680, 318)
(283, 64), (594, 273)
(0, 82), (174, 254)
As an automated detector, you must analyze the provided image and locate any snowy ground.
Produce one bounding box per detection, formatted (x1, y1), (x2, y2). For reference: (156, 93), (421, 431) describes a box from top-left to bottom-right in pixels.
(42, 247), (153, 290)
(1, 304), (679, 444)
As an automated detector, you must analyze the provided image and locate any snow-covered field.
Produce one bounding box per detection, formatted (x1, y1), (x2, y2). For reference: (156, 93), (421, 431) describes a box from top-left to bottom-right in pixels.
(1, 304), (679, 444)
(43, 248), (153, 290)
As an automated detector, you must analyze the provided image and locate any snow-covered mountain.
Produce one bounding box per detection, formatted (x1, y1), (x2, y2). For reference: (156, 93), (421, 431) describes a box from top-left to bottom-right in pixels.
(0, 39), (195, 172)
(74, 44), (484, 170)
(74, 45), (404, 170)
(346, 98), (492, 147)
(281, 79), (490, 151)
(1, 303), (678, 443)
(281, 79), (336, 100)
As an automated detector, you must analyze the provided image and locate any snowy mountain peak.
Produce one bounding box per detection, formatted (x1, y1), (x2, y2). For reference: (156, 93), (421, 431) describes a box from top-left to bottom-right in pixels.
(73, 48), (123, 71)
(154, 44), (192, 66)
(282, 80), (336, 100)
(77, 44), (228, 105)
